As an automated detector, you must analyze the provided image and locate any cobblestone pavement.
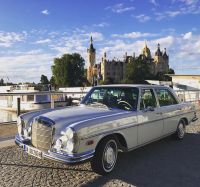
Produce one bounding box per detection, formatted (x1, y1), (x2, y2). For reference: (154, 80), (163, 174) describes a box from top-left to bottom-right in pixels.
(1, 123), (200, 187)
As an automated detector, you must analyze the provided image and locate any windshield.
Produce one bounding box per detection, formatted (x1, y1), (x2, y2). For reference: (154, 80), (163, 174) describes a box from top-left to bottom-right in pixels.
(81, 87), (139, 111)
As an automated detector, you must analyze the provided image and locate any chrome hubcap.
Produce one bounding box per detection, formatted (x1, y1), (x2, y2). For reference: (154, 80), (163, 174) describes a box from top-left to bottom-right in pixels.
(178, 123), (185, 138)
(102, 140), (117, 172)
(105, 147), (115, 165)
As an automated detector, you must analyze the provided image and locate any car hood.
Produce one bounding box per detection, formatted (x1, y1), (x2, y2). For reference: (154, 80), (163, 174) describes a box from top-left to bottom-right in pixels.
(38, 105), (132, 134)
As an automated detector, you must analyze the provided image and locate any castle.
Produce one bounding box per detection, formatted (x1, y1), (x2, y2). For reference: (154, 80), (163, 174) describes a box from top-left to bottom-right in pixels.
(87, 37), (169, 85)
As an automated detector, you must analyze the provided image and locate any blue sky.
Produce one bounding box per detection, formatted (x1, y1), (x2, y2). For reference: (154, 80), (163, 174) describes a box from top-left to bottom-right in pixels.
(0, 0), (200, 83)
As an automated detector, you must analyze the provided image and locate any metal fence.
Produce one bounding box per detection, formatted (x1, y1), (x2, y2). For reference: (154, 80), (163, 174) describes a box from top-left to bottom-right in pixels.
(175, 90), (200, 102)
(0, 91), (87, 123)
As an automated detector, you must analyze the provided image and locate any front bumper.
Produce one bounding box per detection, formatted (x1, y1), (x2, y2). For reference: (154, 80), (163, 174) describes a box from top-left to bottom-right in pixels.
(15, 135), (94, 164)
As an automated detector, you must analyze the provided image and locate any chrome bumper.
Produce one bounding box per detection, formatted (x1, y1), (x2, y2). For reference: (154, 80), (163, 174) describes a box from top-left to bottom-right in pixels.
(15, 135), (94, 164)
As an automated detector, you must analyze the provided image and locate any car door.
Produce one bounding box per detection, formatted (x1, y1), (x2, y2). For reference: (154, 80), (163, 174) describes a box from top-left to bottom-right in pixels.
(155, 88), (181, 135)
(137, 88), (164, 145)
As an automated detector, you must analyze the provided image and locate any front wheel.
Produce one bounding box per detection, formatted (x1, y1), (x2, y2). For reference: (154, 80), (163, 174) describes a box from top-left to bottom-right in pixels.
(175, 120), (186, 140)
(90, 137), (118, 175)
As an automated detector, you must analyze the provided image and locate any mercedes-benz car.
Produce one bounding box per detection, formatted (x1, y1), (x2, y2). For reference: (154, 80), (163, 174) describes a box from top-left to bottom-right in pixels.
(15, 85), (197, 175)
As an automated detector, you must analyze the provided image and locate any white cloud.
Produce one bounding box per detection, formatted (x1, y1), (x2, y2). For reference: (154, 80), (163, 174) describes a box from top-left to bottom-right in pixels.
(173, 0), (199, 5)
(35, 39), (51, 44)
(166, 11), (181, 17)
(0, 50), (54, 83)
(150, 0), (158, 6)
(50, 31), (104, 66)
(41, 9), (49, 15)
(81, 32), (104, 41)
(93, 22), (109, 27)
(154, 0), (200, 20)
(134, 14), (151, 22)
(153, 36), (174, 47)
(183, 32), (192, 39)
(0, 31), (26, 48)
(105, 3), (135, 13)
(111, 32), (157, 39)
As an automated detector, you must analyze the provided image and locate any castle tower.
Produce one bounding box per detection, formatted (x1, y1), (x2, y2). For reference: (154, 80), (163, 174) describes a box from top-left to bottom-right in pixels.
(87, 36), (96, 66)
(87, 36), (96, 84)
(142, 42), (151, 59)
(101, 52), (107, 81)
(162, 48), (169, 72)
(154, 43), (169, 74)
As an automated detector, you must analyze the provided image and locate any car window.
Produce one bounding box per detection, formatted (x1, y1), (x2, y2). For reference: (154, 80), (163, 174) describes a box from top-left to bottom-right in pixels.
(140, 89), (157, 110)
(82, 87), (139, 111)
(156, 88), (178, 106)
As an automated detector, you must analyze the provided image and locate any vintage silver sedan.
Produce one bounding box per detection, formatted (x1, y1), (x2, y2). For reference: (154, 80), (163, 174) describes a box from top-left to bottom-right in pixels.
(15, 85), (197, 175)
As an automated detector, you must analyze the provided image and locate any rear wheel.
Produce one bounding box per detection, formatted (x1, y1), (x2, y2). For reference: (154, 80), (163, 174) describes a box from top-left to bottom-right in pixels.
(90, 137), (118, 175)
(175, 120), (186, 140)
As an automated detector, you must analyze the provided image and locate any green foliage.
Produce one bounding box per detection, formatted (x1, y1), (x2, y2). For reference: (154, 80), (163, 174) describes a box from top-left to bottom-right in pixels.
(50, 76), (56, 85)
(51, 53), (85, 87)
(153, 68), (175, 81)
(168, 68), (175, 74)
(99, 77), (114, 85)
(124, 58), (152, 84)
(40, 74), (49, 85)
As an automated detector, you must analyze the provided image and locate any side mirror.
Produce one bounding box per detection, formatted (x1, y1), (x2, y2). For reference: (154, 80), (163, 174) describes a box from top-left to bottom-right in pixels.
(143, 106), (155, 112)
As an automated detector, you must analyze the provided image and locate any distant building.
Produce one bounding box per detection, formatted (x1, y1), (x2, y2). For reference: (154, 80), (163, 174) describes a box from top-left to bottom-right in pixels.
(169, 75), (200, 90)
(87, 37), (170, 84)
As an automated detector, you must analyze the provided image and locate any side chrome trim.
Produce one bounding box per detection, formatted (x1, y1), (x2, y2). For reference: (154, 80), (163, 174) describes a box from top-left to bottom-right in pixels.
(81, 110), (194, 140)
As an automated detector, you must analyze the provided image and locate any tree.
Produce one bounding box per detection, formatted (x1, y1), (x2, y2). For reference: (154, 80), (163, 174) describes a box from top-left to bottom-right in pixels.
(153, 68), (175, 81)
(40, 74), (49, 84)
(51, 53), (85, 87)
(168, 68), (175, 74)
(124, 58), (152, 84)
(0, 79), (4, 86)
(50, 76), (56, 86)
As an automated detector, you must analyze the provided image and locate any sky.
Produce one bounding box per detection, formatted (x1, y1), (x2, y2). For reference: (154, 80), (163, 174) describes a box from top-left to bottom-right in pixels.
(0, 0), (200, 83)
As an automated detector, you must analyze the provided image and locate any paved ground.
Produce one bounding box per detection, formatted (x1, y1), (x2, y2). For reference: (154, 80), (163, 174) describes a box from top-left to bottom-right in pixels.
(0, 122), (17, 138)
(0, 122), (200, 187)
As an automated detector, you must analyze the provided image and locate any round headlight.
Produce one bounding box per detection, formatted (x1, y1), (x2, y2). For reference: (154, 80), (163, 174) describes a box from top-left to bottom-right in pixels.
(23, 129), (28, 137)
(65, 128), (74, 139)
(55, 139), (62, 151)
(66, 139), (74, 152)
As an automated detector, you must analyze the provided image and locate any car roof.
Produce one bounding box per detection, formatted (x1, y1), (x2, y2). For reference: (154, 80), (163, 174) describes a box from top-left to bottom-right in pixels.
(94, 84), (170, 89)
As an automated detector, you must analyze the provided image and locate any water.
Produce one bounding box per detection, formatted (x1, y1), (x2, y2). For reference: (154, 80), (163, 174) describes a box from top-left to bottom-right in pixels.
(0, 110), (17, 123)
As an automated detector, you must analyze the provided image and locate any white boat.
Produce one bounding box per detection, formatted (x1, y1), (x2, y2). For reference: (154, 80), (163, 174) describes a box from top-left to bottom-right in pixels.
(0, 85), (68, 112)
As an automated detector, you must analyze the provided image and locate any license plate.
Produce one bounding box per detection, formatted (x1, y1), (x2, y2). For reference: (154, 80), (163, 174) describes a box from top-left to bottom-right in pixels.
(25, 145), (42, 159)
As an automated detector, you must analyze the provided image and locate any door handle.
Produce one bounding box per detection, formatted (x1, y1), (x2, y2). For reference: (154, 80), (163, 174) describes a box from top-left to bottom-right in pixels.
(156, 112), (163, 115)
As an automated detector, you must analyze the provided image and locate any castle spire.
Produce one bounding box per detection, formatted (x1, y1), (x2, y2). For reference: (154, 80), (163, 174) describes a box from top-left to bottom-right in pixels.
(163, 47), (168, 59)
(155, 43), (162, 56)
(90, 36), (93, 44)
(104, 52), (106, 58)
(145, 41), (147, 48)
(142, 41), (151, 59)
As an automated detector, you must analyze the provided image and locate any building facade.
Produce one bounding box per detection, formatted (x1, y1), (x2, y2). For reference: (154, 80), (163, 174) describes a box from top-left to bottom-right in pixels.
(87, 37), (169, 84)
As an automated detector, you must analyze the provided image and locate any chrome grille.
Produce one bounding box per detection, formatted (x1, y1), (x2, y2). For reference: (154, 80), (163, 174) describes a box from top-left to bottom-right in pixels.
(31, 117), (54, 152)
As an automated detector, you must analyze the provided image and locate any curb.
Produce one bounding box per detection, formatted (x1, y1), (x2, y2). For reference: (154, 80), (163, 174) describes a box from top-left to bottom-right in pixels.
(0, 139), (15, 148)
(0, 136), (15, 148)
